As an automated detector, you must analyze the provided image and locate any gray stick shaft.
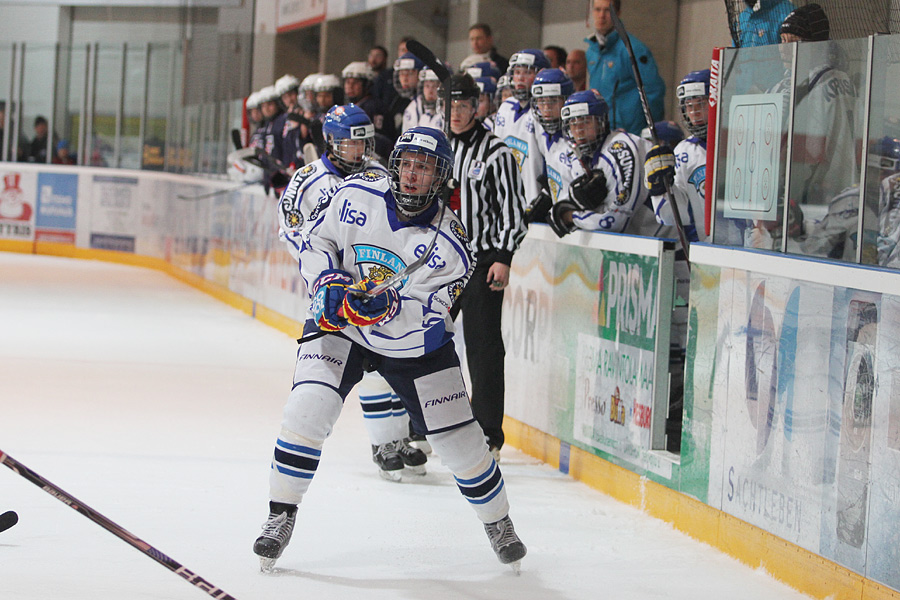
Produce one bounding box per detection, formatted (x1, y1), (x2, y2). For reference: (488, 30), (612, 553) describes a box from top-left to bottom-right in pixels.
(610, 6), (692, 265)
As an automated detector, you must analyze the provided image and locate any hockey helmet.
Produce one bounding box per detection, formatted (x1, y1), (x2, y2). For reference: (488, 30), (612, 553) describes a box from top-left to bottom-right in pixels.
(869, 136), (900, 173)
(388, 126), (454, 217)
(258, 85), (280, 104)
(275, 74), (301, 97)
(641, 120), (686, 147)
(465, 61), (501, 81)
(530, 68), (575, 134)
(561, 90), (610, 161)
(475, 77), (499, 118)
(506, 49), (552, 102)
(495, 74), (513, 105)
(393, 53), (426, 100)
(323, 104), (375, 175)
(245, 91), (261, 111)
(676, 69), (711, 139)
(341, 61), (375, 82)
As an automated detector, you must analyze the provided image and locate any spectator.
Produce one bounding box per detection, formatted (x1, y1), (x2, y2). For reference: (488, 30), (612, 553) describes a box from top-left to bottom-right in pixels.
(52, 139), (76, 165)
(369, 45), (397, 108)
(468, 24), (508, 75)
(443, 73), (527, 460)
(27, 115), (56, 164)
(738, 0), (796, 48)
(585, 0), (665, 135)
(565, 49), (588, 92)
(542, 45), (567, 70)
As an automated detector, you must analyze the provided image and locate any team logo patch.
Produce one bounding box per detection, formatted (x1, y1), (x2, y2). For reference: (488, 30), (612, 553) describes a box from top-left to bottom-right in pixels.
(298, 164), (316, 177)
(448, 279), (465, 301)
(351, 170), (385, 182)
(285, 209), (303, 228)
(608, 140), (636, 206)
(307, 193), (332, 223)
(449, 220), (468, 244)
(467, 160), (485, 180)
(352, 244), (408, 289)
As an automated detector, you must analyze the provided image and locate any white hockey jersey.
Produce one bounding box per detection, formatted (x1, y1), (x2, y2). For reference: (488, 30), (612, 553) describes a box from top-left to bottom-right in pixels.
(300, 171), (476, 358)
(650, 137), (708, 242)
(401, 97), (443, 133)
(570, 130), (653, 234)
(878, 173), (900, 267)
(537, 129), (585, 204)
(493, 98), (543, 205)
(277, 154), (387, 260)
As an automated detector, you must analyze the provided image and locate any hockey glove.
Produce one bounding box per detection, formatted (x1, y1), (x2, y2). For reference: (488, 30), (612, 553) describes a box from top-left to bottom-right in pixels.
(524, 188), (553, 225)
(570, 170), (608, 211)
(342, 278), (401, 327)
(547, 200), (578, 238)
(644, 144), (676, 197)
(311, 269), (353, 331)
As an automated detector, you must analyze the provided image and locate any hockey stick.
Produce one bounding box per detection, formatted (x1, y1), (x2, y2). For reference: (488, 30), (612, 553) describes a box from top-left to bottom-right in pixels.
(0, 510), (18, 533)
(0, 450), (238, 600)
(610, 6), (692, 267)
(176, 180), (258, 201)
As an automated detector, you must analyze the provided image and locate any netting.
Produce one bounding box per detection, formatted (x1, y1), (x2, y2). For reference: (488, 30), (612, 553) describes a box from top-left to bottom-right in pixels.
(725, 0), (895, 48)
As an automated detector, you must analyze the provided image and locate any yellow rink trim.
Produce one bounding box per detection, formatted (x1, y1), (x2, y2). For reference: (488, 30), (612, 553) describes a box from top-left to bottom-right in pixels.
(502, 416), (900, 600)
(5, 241), (899, 600)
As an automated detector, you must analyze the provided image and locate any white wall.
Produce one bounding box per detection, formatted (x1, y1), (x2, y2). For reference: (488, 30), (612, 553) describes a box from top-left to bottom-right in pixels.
(0, 5), (62, 44)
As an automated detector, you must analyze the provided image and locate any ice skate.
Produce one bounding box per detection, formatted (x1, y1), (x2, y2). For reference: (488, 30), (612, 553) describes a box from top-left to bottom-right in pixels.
(484, 515), (526, 573)
(253, 505), (297, 573)
(396, 438), (427, 475)
(372, 442), (404, 482)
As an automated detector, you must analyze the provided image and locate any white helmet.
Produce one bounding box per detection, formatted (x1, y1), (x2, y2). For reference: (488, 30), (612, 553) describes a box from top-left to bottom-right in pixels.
(257, 85), (280, 104)
(312, 74), (341, 93)
(341, 61), (374, 82)
(274, 74), (301, 97)
(245, 91), (261, 110)
(300, 72), (322, 93)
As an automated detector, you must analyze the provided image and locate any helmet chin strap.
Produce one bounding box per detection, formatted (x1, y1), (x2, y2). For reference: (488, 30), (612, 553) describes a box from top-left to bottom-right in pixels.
(395, 196), (433, 218)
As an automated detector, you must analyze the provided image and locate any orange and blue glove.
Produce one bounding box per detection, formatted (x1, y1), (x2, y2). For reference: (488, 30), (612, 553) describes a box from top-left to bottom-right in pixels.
(341, 278), (401, 327)
(311, 269), (353, 331)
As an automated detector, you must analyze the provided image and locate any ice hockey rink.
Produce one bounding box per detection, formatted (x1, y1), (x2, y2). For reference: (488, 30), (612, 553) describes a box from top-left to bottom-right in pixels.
(0, 251), (812, 600)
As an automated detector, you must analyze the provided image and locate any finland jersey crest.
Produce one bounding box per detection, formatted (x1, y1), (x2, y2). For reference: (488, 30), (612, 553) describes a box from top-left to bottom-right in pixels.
(352, 244), (408, 287)
(504, 136), (529, 171)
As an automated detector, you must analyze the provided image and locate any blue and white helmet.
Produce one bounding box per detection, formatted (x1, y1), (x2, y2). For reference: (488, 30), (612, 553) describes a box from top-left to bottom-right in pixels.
(322, 104), (374, 174)
(465, 61), (502, 80)
(530, 68), (575, 134)
(388, 126), (454, 217)
(676, 69), (711, 139)
(506, 49), (552, 102)
(475, 76), (498, 118)
(561, 90), (610, 160)
(870, 136), (900, 173)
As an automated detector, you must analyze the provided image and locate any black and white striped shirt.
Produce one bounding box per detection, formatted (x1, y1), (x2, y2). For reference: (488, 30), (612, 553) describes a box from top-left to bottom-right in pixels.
(449, 123), (527, 264)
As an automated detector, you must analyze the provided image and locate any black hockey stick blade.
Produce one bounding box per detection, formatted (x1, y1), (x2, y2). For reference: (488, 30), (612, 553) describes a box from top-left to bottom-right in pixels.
(0, 450), (239, 600)
(406, 39), (451, 82)
(609, 5), (692, 267)
(231, 128), (243, 151)
(0, 510), (18, 533)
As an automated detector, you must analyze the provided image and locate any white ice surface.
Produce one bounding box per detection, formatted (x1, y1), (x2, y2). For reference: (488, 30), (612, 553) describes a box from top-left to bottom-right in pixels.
(0, 252), (812, 600)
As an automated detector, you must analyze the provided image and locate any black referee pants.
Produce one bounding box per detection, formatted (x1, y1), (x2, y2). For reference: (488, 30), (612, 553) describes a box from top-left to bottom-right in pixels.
(450, 259), (506, 449)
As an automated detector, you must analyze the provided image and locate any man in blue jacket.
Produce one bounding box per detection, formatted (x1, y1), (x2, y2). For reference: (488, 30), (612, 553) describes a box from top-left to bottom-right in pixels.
(584, 0), (665, 135)
(737, 0), (795, 48)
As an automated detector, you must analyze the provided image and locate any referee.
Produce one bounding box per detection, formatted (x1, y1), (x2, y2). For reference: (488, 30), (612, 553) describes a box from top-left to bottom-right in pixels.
(443, 72), (527, 459)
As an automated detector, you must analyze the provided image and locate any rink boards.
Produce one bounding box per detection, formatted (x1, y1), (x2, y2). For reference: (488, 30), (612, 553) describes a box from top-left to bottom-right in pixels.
(2, 162), (900, 599)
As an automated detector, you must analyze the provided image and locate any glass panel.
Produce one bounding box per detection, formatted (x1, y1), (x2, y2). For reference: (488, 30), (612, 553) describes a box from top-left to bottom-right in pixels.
(59, 44), (87, 165)
(863, 34), (900, 269)
(787, 38), (869, 263)
(89, 44), (124, 167)
(120, 44), (146, 170)
(713, 44), (789, 249)
(20, 43), (56, 164)
(144, 43), (173, 171)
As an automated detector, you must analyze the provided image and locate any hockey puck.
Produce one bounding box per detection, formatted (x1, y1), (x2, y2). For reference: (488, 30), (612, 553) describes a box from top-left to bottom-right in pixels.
(0, 510), (18, 533)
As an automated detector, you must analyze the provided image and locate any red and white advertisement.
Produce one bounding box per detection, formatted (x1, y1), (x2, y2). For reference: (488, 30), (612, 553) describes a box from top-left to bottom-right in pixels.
(0, 171), (36, 242)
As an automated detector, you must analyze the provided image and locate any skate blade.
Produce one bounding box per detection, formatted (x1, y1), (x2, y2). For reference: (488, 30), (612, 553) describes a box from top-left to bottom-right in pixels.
(507, 560), (522, 575)
(378, 468), (403, 482)
(259, 557), (277, 574)
(404, 464), (427, 476)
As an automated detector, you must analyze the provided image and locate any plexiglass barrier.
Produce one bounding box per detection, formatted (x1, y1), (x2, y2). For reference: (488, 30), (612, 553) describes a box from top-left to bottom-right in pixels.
(0, 41), (244, 176)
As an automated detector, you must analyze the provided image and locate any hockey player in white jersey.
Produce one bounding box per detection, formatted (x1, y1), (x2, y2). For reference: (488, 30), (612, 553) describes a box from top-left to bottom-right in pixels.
(254, 126), (527, 572)
(402, 67), (443, 132)
(524, 68), (582, 224)
(277, 104), (427, 480)
(643, 69), (710, 243)
(492, 49), (551, 205)
(547, 89), (651, 237)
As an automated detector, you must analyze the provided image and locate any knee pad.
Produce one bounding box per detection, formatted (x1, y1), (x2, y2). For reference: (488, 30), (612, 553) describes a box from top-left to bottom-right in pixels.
(282, 384), (343, 444)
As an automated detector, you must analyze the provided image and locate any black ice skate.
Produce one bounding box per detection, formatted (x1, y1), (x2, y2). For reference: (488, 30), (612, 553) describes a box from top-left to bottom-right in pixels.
(372, 442), (404, 482)
(484, 515), (527, 574)
(397, 439), (427, 475)
(253, 504), (297, 573)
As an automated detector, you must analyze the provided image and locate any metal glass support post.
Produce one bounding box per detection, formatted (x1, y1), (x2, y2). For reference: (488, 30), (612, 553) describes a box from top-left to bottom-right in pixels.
(2, 43), (15, 161)
(855, 35), (876, 265)
(114, 43), (127, 168)
(164, 43), (177, 172)
(85, 42), (99, 166)
(45, 42), (61, 164)
(779, 41), (798, 254)
(11, 43), (24, 164)
(650, 241), (676, 452)
(138, 43), (150, 169)
(77, 43), (90, 166)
